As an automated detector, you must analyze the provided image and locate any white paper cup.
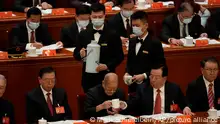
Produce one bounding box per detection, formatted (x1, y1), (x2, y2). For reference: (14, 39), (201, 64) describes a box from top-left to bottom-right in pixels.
(27, 47), (36, 55)
(112, 99), (120, 109)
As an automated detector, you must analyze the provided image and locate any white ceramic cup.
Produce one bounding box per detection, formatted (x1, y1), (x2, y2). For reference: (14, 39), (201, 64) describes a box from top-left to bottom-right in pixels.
(185, 36), (193, 45)
(137, 1), (146, 8)
(27, 47), (36, 55)
(124, 75), (133, 85)
(38, 118), (47, 124)
(208, 108), (217, 119)
(112, 99), (120, 109)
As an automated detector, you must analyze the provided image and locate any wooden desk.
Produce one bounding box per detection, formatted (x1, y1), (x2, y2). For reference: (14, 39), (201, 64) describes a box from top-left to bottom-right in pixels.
(1, 44), (220, 123)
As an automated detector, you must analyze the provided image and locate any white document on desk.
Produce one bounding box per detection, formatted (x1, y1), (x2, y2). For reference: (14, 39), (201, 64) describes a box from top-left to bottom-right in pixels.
(140, 113), (183, 120)
(98, 114), (136, 123)
(36, 44), (63, 54)
(162, 1), (174, 6)
(195, 0), (208, 5)
(48, 120), (86, 124)
(162, 43), (170, 48)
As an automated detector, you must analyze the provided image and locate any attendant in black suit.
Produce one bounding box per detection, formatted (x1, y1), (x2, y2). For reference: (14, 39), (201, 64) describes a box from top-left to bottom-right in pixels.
(124, 11), (165, 93)
(74, 3), (124, 93)
(9, 7), (63, 49)
(61, 5), (91, 48)
(127, 65), (194, 116)
(160, 2), (207, 45)
(206, 8), (220, 39)
(13, 0), (55, 12)
(186, 57), (220, 112)
(107, 0), (134, 45)
(0, 75), (15, 124)
(26, 67), (72, 124)
(85, 73), (127, 118)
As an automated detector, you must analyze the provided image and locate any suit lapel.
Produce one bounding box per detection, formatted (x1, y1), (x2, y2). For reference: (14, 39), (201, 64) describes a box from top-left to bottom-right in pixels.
(23, 22), (29, 43)
(214, 78), (220, 108)
(136, 34), (149, 57)
(118, 13), (127, 36)
(164, 82), (170, 113)
(198, 76), (209, 108)
(173, 14), (181, 39)
(145, 85), (153, 114)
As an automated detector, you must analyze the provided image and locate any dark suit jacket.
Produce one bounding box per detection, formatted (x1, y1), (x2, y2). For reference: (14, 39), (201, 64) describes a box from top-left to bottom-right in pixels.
(26, 86), (72, 124)
(186, 75), (220, 112)
(0, 0), (4, 11)
(84, 84), (126, 118)
(160, 13), (205, 43)
(0, 98), (15, 124)
(127, 81), (187, 115)
(107, 12), (132, 38)
(9, 21), (55, 48)
(205, 8), (220, 39)
(60, 22), (92, 47)
(13, 0), (56, 12)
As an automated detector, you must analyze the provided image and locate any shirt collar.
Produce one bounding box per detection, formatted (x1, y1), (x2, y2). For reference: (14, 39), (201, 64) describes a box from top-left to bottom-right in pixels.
(26, 21), (35, 32)
(203, 76), (214, 86)
(177, 14), (184, 26)
(120, 12), (130, 22)
(93, 24), (104, 31)
(153, 84), (165, 94)
(138, 32), (148, 41)
(40, 85), (52, 96)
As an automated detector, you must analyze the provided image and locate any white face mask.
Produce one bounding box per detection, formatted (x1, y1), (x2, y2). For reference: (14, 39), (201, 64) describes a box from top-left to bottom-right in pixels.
(132, 26), (144, 36)
(78, 20), (89, 28)
(122, 10), (133, 18)
(183, 17), (192, 24)
(28, 21), (40, 30)
(91, 18), (105, 27)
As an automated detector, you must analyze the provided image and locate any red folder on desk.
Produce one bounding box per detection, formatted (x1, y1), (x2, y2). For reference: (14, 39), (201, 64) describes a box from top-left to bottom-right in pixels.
(0, 11), (13, 18)
(43, 50), (56, 56)
(151, 2), (163, 9)
(52, 8), (65, 15)
(0, 52), (8, 59)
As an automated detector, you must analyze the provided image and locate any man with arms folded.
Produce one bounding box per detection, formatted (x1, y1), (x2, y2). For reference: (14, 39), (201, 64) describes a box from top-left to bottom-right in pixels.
(84, 73), (127, 118)
(26, 67), (72, 123)
(9, 7), (63, 50)
(160, 2), (207, 46)
(127, 65), (194, 116)
(186, 57), (220, 112)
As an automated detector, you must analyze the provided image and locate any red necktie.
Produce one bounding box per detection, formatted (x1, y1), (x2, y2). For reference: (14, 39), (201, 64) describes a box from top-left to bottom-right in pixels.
(46, 93), (54, 116)
(30, 31), (35, 43)
(154, 89), (161, 114)
(208, 83), (214, 108)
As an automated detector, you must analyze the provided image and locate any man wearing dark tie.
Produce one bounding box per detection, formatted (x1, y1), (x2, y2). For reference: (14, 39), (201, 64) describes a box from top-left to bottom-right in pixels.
(186, 57), (220, 112)
(13, 0), (55, 12)
(9, 7), (63, 49)
(127, 65), (194, 115)
(107, 0), (134, 45)
(61, 5), (91, 48)
(0, 75), (15, 124)
(84, 73), (127, 118)
(26, 67), (72, 124)
(74, 3), (124, 93)
(124, 11), (165, 93)
(160, 2), (207, 46)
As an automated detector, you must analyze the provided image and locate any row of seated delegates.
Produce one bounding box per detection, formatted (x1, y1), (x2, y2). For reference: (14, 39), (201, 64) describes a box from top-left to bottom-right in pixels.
(13, 0), (55, 12)
(61, 5), (92, 48)
(206, 8), (220, 39)
(123, 11), (166, 93)
(0, 75), (15, 124)
(26, 67), (72, 124)
(73, 3), (124, 93)
(9, 7), (63, 50)
(160, 1), (208, 46)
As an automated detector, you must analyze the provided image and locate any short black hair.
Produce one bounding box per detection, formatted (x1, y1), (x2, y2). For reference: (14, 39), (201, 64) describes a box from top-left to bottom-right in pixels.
(200, 56), (219, 68)
(131, 11), (148, 23)
(118, 0), (135, 6)
(39, 67), (56, 78)
(91, 3), (105, 14)
(178, 2), (194, 13)
(151, 64), (168, 77)
(26, 7), (42, 18)
(76, 5), (91, 16)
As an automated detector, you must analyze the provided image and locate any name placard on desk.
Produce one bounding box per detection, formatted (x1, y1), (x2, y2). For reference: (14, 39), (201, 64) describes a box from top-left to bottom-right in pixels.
(43, 50), (56, 56)
(0, 11), (13, 18)
(0, 52), (8, 59)
(52, 8), (65, 15)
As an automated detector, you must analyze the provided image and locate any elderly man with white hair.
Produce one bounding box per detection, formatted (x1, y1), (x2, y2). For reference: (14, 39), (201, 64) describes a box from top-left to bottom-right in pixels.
(0, 74), (15, 124)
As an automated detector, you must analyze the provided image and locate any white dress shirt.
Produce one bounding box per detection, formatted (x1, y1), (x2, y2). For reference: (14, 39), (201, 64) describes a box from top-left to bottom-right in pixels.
(40, 85), (53, 104)
(203, 76), (215, 95)
(25, 21), (36, 50)
(120, 12), (131, 30)
(153, 85), (165, 114)
(76, 22), (86, 33)
(93, 25), (104, 43)
(198, 9), (211, 27)
(136, 32), (148, 55)
(177, 15), (189, 38)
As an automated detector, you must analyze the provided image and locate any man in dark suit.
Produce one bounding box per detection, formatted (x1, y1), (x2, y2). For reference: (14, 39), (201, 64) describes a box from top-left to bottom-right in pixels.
(13, 0), (55, 12)
(85, 73), (127, 118)
(160, 2), (207, 45)
(9, 7), (63, 49)
(107, 0), (134, 46)
(124, 11), (165, 93)
(127, 65), (194, 116)
(26, 67), (72, 124)
(0, 75), (15, 124)
(206, 8), (220, 39)
(186, 57), (220, 112)
(74, 3), (124, 93)
(61, 5), (91, 48)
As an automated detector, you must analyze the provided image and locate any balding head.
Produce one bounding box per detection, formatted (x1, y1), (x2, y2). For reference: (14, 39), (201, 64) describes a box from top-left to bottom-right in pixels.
(0, 74), (7, 98)
(102, 73), (118, 96)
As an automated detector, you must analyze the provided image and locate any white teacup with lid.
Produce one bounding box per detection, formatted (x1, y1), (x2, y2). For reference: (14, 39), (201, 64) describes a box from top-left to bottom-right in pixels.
(184, 35), (194, 46)
(208, 107), (218, 119)
(38, 117), (47, 124)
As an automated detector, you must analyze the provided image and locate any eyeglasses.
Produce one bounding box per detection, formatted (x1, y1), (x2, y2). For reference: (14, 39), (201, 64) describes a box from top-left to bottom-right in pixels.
(42, 78), (56, 83)
(204, 68), (219, 72)
(149, 75), (162, 80)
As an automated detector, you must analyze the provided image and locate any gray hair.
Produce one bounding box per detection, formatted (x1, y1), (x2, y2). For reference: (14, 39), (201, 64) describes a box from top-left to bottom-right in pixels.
(0, 74), (7, 84)
(179, 2), (194, 14)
